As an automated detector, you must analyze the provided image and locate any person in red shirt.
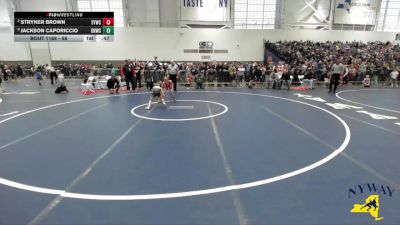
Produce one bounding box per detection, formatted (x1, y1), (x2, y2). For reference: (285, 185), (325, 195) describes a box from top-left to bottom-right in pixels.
(162, 76), (176, 101)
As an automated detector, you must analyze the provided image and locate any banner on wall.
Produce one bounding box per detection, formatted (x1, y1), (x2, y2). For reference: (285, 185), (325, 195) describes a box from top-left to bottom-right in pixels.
(180, 0), (230, 22)
(199, 41), (213, 50)
(334, 0), (379, 25)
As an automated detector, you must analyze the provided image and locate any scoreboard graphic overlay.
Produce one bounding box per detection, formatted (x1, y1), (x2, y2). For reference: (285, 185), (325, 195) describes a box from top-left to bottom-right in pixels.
(14, 12), (114, 42)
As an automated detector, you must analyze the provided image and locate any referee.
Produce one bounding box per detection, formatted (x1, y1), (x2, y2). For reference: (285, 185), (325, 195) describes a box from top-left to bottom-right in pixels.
(167, 61), (179, 91)
(123, 60), (135, 92)
(329, 58), (344, 94)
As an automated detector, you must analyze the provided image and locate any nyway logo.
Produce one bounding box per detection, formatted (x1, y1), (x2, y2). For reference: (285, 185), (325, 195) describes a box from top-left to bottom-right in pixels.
(348, 183), (395, 221)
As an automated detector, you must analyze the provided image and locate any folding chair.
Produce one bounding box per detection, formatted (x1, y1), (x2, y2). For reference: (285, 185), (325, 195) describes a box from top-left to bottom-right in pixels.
(298, 75), (306, 89)
(276, 73), (283, 89)
(302, 77), (315, 90)
(324, 78), (330, 88)
(98, 75), (111, 89)
(81, 76), (95, 94)
(90, 76), (101, 89)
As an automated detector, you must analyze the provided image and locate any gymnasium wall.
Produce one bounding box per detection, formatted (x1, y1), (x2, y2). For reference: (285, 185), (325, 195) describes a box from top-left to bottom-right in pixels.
(0, 27), (397, 62)
(0, 28), (31, 61)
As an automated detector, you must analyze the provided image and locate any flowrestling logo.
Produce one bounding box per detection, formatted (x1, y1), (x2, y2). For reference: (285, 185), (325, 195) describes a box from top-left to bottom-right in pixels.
(336, 0), (377, 13)
(337, 0), (352, 13)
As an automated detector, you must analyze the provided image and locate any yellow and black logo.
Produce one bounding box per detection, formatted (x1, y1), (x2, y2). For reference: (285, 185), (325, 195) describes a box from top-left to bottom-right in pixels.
(349, 183), (395, 221)
(351, 194), (383, 221)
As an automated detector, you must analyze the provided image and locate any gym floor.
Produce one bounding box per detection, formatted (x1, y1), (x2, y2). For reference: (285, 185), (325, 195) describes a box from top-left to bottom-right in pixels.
(0, 79), (399, 225)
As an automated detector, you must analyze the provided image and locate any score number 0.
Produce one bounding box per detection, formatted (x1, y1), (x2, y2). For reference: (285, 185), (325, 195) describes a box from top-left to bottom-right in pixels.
(103, 18), (114, 26)
(102, 18), (114, 35)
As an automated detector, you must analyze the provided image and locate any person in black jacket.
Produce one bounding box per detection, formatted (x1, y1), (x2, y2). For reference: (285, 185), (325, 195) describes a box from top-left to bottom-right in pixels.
(107, 75), (120, 94)
(216, 63), (223, 82)
(281, 66), (291, 90)
(16, 64), (24, 78)
(289, 67), (297, 85)
(123, 60), (135, 91)
(304, 68), (316, 89)
(0, 72), (3, 93)
(136, 63), (143, 88)
(254, 66), (262, 88)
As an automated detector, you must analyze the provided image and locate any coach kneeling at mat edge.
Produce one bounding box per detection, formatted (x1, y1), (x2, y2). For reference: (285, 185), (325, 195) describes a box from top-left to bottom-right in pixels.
(194, 74), (206, 89)
(55, 74), (69, 94)
(107, 75), (120, 94)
